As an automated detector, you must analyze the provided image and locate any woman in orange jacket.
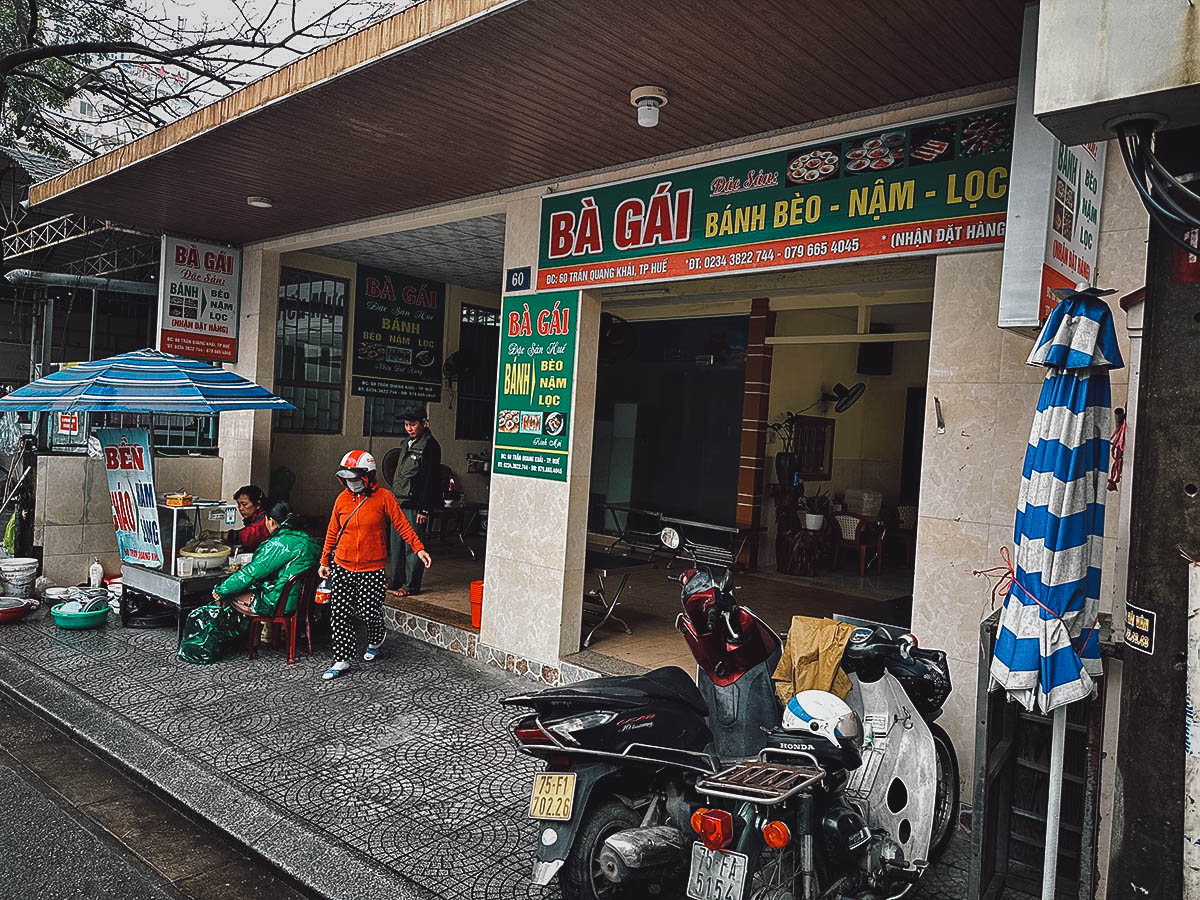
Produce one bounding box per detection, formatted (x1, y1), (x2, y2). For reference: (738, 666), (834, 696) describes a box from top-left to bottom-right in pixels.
(319, 449), (431, 680)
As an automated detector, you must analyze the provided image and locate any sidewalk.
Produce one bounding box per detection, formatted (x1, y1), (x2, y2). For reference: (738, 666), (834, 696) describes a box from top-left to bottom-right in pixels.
(0, 605), (982, 900)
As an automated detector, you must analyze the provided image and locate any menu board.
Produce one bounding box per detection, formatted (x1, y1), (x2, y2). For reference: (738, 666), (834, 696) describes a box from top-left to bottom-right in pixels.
(350, 266), (445, 402)
(492, 291), (578, 481)
(157, 236), (241, 362)
(538, 104), (1015, 290)
(96, 428), (163, 569)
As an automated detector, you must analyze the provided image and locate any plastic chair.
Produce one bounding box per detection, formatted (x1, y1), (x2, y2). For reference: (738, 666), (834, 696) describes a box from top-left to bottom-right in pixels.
(832, 514), (884, 578)
(248, 568), (318, 664)
(895, 504), (918, 567)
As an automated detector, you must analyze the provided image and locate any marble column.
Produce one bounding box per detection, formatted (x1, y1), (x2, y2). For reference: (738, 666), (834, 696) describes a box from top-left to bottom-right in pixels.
(479, 290), (601, 665)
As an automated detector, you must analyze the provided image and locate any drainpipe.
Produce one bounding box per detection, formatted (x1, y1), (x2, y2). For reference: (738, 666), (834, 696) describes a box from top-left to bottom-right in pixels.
(1189, 557), (1200, 897)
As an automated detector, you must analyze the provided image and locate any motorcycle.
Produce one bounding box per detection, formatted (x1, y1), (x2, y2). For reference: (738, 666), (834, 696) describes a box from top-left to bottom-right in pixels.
(502, 526), (958, 900)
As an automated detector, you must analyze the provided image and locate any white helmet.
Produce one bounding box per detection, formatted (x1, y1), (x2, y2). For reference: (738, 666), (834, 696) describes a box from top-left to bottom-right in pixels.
(336, 449), (377, 478)
(782, 690), (864, 753)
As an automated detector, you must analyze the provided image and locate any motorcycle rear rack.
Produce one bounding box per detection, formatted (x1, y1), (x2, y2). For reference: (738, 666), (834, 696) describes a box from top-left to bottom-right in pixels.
(695, 755), (825, 806)
(507, 713), (722, 775)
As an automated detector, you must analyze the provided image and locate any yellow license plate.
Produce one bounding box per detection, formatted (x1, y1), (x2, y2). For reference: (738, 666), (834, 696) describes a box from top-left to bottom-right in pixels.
(528, 772), (577, 821)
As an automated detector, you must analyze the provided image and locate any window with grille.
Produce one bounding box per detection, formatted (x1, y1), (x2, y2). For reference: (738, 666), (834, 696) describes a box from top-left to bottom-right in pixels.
(363, 395), (421, 437)
(274, 268), (348, 433)
(455, 304), (500, 441)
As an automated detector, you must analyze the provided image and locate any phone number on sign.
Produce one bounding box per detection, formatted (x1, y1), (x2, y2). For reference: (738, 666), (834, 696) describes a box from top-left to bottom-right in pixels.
(686, 239), (861, 271)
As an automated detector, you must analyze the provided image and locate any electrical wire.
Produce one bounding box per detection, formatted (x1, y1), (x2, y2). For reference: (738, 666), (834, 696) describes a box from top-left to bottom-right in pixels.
(1116, 121), (1200, 257)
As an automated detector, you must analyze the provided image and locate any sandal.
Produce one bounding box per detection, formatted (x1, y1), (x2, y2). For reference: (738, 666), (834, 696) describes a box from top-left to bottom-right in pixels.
(363, 646), (381, 662)
(322, 666), (347, 680)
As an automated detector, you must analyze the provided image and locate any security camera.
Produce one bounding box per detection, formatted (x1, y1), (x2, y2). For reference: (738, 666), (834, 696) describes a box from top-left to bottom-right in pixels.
(630, 85), (668, 128)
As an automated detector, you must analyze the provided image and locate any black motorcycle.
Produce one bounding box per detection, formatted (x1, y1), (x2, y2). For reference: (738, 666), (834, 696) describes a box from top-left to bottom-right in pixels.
(503, 532), (957, 900)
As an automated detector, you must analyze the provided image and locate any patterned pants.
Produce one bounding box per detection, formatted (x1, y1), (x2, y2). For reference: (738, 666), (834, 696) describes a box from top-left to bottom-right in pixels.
(329, 564), (387, 663)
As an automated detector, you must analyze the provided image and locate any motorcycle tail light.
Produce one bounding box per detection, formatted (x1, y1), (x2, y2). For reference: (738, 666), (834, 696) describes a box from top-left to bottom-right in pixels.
(690, 808), (709, 834)
(762, 820), (791, 850)
(512, 723), (552, 745)
(698, 809), (734, 851)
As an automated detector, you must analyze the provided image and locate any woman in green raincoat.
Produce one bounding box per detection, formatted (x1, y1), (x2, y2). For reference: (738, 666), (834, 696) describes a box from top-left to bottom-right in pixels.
(179, 501), (320, 664)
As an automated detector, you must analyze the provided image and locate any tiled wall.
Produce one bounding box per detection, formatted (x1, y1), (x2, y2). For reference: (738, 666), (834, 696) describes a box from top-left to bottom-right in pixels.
(33, 454), (224, 586)
(910, 153), (1147, 802)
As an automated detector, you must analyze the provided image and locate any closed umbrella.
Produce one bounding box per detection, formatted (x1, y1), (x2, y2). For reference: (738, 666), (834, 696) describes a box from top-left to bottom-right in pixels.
(0, 348), (293, 413)
(989, 286), (1123, 898)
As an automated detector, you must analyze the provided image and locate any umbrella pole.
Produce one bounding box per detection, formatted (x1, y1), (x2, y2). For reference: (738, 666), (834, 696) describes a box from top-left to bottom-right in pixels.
(1042, 704), (1067, 899)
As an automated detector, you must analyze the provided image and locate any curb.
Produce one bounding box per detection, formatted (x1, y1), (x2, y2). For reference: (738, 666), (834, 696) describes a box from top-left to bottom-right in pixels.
(0, 647), (440, 900)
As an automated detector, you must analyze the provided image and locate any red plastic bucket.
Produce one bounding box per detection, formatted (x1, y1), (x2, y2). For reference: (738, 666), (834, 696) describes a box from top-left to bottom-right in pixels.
(469, 580), (484, 629)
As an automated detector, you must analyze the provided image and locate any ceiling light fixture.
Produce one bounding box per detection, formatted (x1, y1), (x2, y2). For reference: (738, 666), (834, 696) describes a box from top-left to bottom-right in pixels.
(630, 85), (668, 128)
(246, 196), (273, 208)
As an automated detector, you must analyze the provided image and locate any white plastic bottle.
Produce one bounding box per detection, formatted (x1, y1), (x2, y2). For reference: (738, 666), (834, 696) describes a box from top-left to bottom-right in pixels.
(88, 557), (104, 589)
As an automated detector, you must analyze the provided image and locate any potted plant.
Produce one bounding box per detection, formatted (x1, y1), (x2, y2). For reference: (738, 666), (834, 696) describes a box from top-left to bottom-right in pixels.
(798, 486), (830, 530)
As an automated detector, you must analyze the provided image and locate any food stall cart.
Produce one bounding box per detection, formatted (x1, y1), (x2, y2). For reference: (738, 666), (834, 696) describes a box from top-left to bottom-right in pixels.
(0, 349), (294, 640)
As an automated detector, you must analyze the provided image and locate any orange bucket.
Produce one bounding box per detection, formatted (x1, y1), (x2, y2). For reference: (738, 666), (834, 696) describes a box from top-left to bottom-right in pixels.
(469, 580), (484, 629)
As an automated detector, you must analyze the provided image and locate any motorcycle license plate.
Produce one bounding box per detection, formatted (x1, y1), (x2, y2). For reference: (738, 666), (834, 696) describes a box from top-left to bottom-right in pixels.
(528, 772), (576, 820)
(687, 842), (748, 900)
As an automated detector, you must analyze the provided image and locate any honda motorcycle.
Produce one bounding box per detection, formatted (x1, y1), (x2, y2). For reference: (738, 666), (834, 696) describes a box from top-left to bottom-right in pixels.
(502, 527), (958, 900)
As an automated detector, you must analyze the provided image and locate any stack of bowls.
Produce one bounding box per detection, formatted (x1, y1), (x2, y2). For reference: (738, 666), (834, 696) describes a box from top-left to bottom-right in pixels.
(0, 557), (39, 599)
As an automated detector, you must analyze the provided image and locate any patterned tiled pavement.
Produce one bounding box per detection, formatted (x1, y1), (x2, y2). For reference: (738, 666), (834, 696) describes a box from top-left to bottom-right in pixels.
(0, 604), (996, 899)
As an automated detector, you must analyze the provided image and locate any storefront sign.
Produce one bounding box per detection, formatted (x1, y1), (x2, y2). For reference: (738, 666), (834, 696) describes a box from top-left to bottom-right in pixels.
(157, 236), (241, 361)
(999, 4), (1106, 327)
(537, 105), (1015, 291)
(350, 266), (445, 403)
(96, 428), (163, 569)
(1124, 602), (1156, 655)
(57, 412), (79, 435)
(492, 291), (578, 481)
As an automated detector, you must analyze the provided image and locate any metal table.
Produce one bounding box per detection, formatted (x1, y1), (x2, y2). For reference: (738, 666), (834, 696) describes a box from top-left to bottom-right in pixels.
(582, 550), (653, 648)
(422, 501), (487, 560)
(121, 562), (227, 644)
(660, 515), (765, 569)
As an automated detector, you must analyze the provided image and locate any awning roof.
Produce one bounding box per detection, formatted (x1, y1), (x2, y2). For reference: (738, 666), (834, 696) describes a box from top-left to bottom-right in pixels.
(30, 0), (1022, 246)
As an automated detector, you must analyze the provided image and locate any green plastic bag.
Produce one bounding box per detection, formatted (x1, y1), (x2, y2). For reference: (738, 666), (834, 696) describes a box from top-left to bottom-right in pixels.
(2, 511), (16, 557)
(178, 603), (248, 665)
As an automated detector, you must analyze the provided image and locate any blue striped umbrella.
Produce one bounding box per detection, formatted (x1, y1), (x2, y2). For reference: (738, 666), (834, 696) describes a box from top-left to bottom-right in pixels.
(989, 289), (1123, 713)
(0, 348), (293, 414)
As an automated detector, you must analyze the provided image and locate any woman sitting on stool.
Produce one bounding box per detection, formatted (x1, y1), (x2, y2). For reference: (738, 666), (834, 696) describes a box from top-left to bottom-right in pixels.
(178, 501), (320, 665)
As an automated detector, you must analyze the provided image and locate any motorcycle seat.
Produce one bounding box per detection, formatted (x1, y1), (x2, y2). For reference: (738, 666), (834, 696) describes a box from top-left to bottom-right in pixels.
(516, 666), (708, 716)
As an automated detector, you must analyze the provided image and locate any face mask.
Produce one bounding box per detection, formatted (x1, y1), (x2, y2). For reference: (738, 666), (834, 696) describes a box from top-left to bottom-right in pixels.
(345, 478), (366, 493)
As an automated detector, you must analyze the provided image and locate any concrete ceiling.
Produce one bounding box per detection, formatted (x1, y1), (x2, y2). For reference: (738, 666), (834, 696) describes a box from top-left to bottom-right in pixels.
(315, 215), (506, 292)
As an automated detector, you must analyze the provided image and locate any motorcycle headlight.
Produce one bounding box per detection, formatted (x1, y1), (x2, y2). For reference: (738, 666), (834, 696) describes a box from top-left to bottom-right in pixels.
(547, 710), (617, 744)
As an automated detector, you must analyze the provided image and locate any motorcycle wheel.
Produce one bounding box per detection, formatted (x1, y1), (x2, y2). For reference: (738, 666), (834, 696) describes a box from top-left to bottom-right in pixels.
(560, 799), (680, 900)
(928, 722), (960, 860)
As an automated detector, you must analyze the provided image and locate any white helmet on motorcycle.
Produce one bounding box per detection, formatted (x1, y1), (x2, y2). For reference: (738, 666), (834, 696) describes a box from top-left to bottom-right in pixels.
(782, 690), (864, 753)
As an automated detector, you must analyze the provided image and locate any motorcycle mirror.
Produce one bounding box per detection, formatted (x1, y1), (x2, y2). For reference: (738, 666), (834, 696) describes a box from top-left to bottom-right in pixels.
(660, 526), (681, 550)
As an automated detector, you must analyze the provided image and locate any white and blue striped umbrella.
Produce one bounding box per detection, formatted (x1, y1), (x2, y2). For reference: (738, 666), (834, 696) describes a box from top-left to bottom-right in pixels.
(0, 348), (294, 414)
(989, 289), (1124, 713)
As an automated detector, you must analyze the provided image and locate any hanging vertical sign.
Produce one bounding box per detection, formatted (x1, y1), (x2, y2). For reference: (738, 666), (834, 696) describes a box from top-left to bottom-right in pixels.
(492, 291), (578, 481)
(96, 428), (163, 569)
(998, 4), (1106, 328)
(350, 266), (445, 403)
(157, 236), (242, 361)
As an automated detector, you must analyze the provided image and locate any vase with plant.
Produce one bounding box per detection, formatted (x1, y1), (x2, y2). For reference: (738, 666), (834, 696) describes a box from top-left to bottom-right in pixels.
(798, 485), (830, 530)
(769, 412), (802, 488)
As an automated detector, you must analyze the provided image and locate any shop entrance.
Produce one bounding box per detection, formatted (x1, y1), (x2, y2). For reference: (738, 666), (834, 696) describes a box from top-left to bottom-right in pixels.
(291, 215), (506, 631)
(576, 262), (933, 673)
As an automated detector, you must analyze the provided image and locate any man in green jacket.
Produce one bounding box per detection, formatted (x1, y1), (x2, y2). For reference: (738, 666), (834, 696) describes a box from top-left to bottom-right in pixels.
(179, 502), (320, 664)
(390, 408), (441, 595)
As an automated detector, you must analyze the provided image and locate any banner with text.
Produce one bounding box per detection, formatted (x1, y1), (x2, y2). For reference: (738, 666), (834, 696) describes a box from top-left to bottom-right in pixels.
(351, 266), (445, 403)
(538, 105), (1015, 290)
(492, 291), (578, 481)
(97, 428), (163, 569)
(157, 236), (241, 362)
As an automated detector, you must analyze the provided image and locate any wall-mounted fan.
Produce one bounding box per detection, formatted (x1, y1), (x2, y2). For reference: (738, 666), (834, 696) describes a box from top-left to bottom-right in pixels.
(599, 312), (637, 364)
(821, 382), (866, 413)
(443, 350), (476, 385)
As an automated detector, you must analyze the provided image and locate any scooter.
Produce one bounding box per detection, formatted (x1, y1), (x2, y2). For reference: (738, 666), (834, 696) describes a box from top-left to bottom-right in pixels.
(502, 527), (958, 900)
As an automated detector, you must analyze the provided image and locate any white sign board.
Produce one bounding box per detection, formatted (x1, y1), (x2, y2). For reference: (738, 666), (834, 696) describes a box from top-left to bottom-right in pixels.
(999, 4), (1106, 329)
(157, 235), (242, 361)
